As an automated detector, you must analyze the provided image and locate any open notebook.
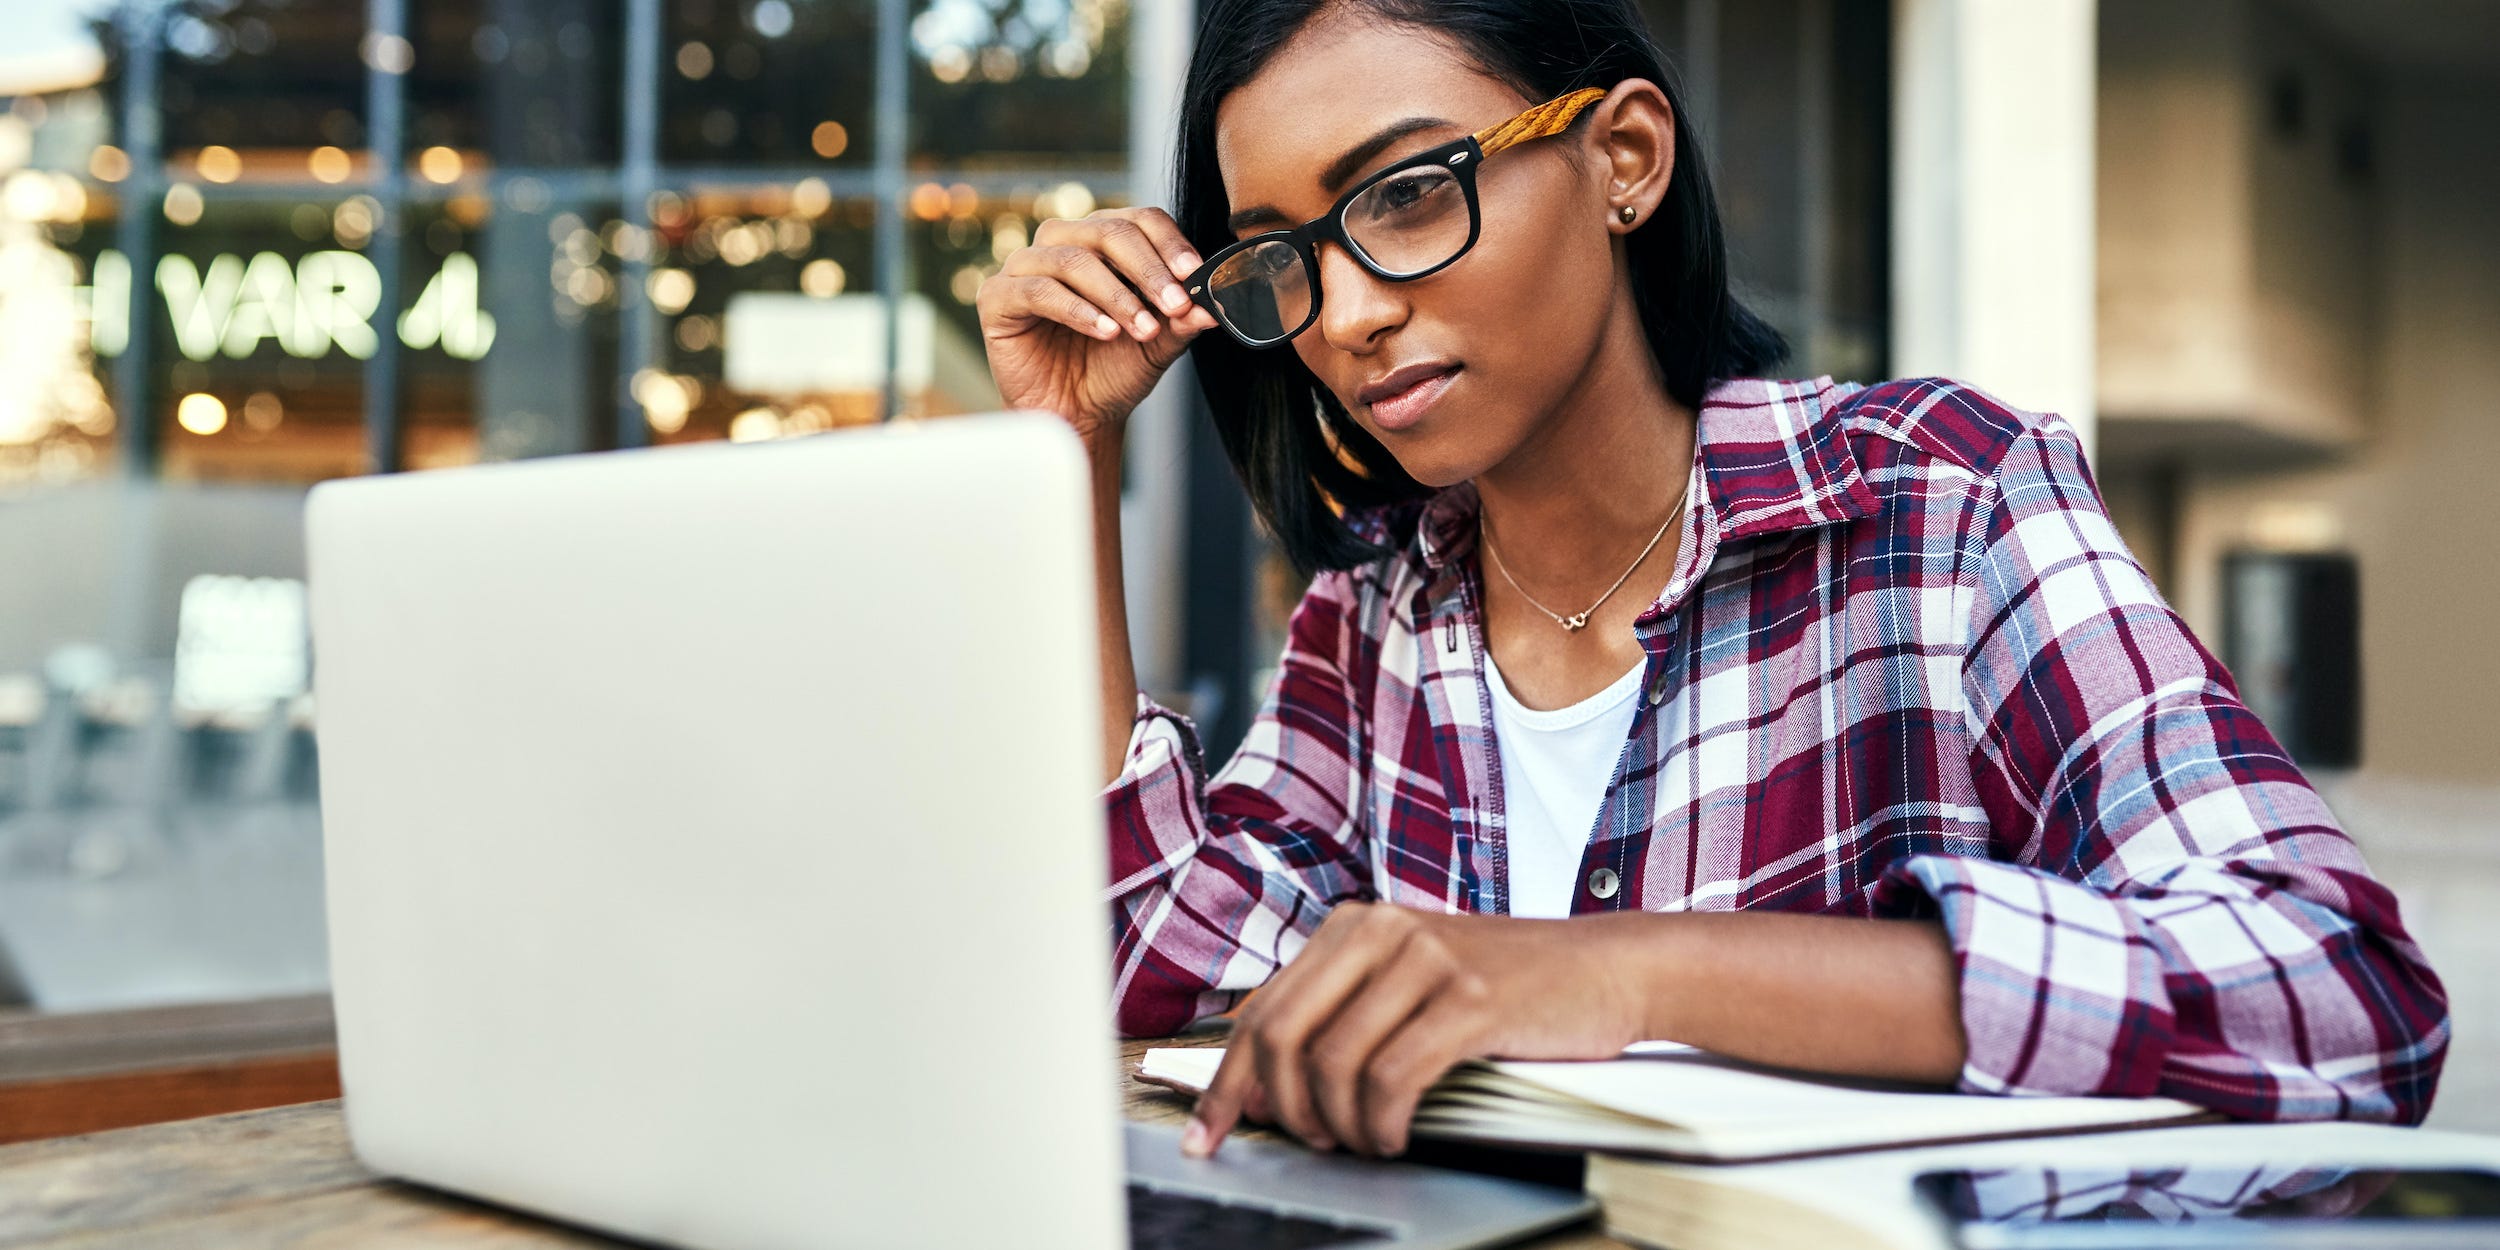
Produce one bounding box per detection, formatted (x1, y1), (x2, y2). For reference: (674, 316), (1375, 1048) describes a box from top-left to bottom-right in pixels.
(1136, 1043), (2214, 1164)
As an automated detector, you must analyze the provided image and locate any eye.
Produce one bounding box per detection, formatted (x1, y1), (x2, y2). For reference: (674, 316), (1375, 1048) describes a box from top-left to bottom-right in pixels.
(1376, 174), (1437, 211)
(1351, 166), (1461, 226)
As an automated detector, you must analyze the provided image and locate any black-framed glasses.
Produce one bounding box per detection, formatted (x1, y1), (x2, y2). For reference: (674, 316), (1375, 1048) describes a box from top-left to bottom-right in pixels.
(1183, 87), (1608, 348)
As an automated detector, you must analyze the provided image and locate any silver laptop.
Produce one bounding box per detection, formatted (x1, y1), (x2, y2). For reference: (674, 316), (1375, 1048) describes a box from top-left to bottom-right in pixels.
(306, 411), (1593, 1250)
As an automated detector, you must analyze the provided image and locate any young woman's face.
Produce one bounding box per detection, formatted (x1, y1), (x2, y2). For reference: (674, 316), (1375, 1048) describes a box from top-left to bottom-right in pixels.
(1213, 12), (1630, 487)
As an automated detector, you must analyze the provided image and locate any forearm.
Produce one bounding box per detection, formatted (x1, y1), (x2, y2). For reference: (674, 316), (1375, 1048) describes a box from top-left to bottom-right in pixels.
(1088, 433), (1140, 785)
(1593, 910), (1965, 1084)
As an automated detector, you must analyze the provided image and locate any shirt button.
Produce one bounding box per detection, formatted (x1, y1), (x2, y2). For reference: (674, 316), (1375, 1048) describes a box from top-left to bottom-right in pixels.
(1587, 866), (1620, 900)
(1644, 669), (1671, 707)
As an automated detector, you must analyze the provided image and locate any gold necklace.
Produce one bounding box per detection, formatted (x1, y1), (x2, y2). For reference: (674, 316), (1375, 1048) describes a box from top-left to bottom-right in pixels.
(1479, 482), (1690, 632)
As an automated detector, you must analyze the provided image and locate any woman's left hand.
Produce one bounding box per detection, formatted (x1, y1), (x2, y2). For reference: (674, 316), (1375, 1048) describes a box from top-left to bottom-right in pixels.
(1180, 902), (1652, 1159)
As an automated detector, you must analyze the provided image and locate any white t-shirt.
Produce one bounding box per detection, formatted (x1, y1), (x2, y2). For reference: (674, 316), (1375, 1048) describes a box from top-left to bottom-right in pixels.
(1481, 649), (1646, 919)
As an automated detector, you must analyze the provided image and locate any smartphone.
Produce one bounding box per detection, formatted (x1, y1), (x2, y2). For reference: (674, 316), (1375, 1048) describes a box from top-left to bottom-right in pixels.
(1913, 1164), (2500, 1249)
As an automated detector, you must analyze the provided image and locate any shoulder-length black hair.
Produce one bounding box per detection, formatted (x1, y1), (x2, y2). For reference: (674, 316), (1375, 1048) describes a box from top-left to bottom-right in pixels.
(1175, 0), (1787, 576)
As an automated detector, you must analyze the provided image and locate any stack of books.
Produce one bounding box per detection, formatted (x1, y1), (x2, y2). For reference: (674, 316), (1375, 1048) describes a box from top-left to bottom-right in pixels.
(1139, 1042), (2209, 1164)
(1138, 1043), (2269, 1249)
(1142, 1047), (2499, 1248)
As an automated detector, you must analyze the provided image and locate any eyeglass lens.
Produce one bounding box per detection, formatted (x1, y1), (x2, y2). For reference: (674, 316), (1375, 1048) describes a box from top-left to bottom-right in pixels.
(1207, 162), (1471, 344)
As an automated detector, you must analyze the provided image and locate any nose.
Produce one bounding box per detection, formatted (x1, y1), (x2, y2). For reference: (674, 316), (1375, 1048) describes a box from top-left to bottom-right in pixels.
(1311, 240), (1407, 353)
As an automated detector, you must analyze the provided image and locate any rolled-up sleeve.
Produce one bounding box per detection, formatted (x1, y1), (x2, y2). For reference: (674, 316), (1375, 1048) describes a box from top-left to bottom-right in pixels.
(1872, 422), (2450, 1123)
(1104, 568), (1375, 1037)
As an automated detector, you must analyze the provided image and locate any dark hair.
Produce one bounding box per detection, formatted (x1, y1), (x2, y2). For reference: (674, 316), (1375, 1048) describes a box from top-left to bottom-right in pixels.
(1175, 0), (1788, 576)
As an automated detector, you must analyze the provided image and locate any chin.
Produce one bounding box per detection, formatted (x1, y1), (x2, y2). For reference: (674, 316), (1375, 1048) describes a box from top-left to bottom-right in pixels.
(1344, 400), (1501, 490)
(1401, 459), (1475, 490)
(1377, 441), (1489, 491)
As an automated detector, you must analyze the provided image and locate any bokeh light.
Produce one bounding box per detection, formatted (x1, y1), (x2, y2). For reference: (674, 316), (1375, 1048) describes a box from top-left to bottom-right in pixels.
(176, 393), (229, 436)
(309, 145), (352, 183)
(163, 183), (205, 225)
(418, 146), (464, 184)
(196, 144), (241, 183)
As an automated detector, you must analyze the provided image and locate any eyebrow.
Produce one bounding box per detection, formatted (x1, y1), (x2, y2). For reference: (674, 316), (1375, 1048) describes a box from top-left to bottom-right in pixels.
(1225, 115), (1456, 235)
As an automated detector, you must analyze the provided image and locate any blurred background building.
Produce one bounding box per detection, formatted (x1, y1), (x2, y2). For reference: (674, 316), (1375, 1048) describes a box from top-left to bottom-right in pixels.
(0, 0), (2492, 1125)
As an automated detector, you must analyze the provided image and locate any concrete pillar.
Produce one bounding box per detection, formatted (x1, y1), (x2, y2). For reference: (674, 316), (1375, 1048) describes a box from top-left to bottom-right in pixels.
(1891, 0), (2098, 450)
(1119, 0), (1195, 698)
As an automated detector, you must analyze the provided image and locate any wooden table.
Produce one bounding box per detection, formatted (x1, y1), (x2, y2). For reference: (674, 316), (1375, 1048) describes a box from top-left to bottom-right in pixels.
(0, 1031), (1631, 1248)
(0, 994), (339, 1145)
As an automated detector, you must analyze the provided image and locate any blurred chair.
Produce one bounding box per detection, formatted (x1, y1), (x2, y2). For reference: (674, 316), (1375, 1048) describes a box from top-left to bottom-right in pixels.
(70, 672), (176, 813)
(9, 660), (87, 816)
(57, 667), (179, 876)
(0, 938), (25, 1010)
(168, 574), (312, 812)
(179, 696), (299, 805)
(282, 694), (320, 803)
(0, 675), (42, 816)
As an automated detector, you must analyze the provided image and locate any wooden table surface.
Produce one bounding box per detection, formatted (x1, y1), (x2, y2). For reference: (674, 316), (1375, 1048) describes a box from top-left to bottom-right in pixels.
(0, 994), (340, 1146)
(0, 1031), (1630, 1248)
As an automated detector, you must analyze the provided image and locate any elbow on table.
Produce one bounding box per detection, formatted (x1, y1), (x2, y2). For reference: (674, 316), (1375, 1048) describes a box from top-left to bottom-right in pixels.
(2297, 1010), (2449, 1128)
(2354, 987), (2453, 1128)
(2329, 927), (2454, 1126)
(2171, 970), (2452, 1127)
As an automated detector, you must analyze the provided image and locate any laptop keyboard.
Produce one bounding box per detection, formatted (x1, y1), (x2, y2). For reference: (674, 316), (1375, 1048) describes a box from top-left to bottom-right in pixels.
(1126, 1183), (1391, 1250)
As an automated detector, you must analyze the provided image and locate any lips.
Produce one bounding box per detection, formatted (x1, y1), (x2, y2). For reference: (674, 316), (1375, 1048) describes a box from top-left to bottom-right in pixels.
(1370, 365), (1460, 432)
(1358, 361), (1461, 405)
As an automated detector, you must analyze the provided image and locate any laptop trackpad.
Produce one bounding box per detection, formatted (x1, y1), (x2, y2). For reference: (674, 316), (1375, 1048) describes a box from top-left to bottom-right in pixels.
(1120, 1122), (1594, 1250)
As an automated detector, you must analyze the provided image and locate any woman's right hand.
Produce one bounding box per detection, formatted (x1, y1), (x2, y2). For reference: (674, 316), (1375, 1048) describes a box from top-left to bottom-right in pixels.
(977, 207), (1222, 453)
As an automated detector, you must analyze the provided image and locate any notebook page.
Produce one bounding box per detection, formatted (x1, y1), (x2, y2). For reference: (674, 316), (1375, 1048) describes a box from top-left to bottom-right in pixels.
(1137, 1047), (1223, 1091)
(1140, 1046), (2202, 1158)
(1483, 1051), (2202, 1155)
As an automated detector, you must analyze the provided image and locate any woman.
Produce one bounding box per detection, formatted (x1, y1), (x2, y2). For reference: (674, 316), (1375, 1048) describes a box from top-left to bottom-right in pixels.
(975, 0), (2449, 1161)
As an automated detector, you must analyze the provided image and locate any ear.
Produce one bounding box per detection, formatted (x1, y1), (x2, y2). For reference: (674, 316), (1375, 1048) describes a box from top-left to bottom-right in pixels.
(1586, 79), (1675, 234)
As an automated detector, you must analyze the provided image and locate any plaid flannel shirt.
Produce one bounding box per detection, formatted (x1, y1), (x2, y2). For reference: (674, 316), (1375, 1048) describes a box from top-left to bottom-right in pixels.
(1105, 376), (2449, 1124)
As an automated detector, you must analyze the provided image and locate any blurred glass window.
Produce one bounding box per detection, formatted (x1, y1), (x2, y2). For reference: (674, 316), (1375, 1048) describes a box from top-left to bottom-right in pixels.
(909, 0), (1130, 169)
(662, 0), (877, 168)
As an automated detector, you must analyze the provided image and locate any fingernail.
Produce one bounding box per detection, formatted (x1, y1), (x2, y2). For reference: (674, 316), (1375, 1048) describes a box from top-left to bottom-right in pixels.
(1180, 1119), (1212, 1158)
(1175, 252), (1201, 273)
(1133, 310), (1157, 334)
(1094, 314), (1118, 337)
(1308, 1135), (1336, 1153)
(1160, 284), (1189, 313)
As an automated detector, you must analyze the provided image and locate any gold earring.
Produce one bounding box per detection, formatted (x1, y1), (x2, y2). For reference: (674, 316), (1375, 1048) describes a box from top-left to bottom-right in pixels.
(1617, 205), (1637, 225)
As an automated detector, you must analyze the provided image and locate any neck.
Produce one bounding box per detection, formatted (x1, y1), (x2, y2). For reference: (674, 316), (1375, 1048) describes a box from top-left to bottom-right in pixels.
(1472, 307), (1698, 604)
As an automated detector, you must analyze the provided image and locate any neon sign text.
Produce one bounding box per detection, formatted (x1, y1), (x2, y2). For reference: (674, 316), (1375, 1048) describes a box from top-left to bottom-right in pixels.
(82, 250), (496, 363)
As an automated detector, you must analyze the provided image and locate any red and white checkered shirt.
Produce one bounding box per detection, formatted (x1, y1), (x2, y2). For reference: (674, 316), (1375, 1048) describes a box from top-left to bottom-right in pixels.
(1105, 376), (2449, 1124)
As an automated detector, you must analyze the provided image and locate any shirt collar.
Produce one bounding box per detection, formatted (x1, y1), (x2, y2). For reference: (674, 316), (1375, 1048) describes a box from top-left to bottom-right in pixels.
(1411, 375), (1879, 574)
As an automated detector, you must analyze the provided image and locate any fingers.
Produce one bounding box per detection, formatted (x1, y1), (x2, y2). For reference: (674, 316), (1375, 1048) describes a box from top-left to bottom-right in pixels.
(976, 272), (1124, 343)
(1110, 208), (1221, 336)
(1051, 211), (1192, 325)
(1003, 244), (1164, 343)
(979, 205), (1220, 351)
(1361, 985), (1488, 1156)
(1242, 1082), (1275, 1126)
(1179, 904), (1376, 1159)
(1031, 210), (1219, 338)
(1113, 206), (1206, 287)
(1241, 906), (1413, 1152)
(1181, 905), (1485, 1161)
(1304, 937), (1447, 1154)
(1183, 1036), (1257, 1159)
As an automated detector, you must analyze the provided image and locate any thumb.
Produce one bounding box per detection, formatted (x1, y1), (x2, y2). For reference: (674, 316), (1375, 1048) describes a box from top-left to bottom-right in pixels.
(1144, 306), (1219, 372)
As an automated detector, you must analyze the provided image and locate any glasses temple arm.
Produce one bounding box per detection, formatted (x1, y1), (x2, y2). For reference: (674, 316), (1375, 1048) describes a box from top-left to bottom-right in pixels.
(1470, 87), (1609, 157)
